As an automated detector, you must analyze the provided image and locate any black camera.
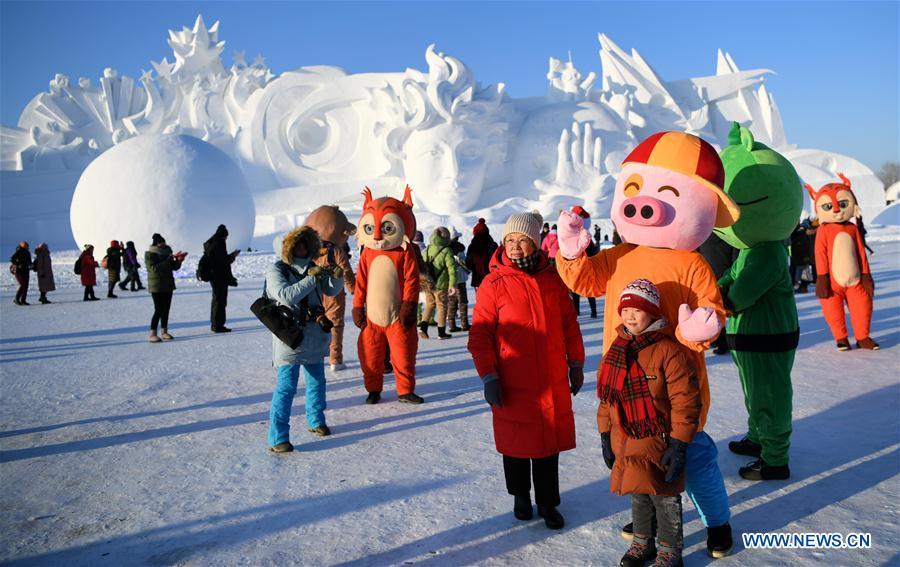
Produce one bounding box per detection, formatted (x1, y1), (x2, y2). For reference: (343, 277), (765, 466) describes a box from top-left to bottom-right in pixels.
(306, 305), (334, 334)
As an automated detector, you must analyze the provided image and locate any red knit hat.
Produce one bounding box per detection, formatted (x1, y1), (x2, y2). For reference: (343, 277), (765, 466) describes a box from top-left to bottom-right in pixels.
(473, 218), (489, 236)
(571, 205), (590, 218)
(618, 278), (662, 318)
(622, 131), (740, 228)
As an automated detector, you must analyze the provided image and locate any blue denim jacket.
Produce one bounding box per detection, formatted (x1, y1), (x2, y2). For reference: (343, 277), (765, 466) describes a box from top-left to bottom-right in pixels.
(265, 257), (343, 366)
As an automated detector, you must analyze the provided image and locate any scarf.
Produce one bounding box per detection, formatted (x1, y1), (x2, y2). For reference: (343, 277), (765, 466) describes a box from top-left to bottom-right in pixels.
(509, 251), (540, 272)
(598, 323), (667, 439)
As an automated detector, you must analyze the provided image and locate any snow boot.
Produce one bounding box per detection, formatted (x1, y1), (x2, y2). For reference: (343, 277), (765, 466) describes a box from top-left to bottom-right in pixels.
(148, 330), (162, 343)
(513, 494), (533, 521)
(269, 441), (294, 453)
(417, 322), (429, 339)
(437, 327), (452, 340)
(307, 425), (331, 437)
(365, 391), (381, 405)
(330, 362), (346, 371)
(856, 337), (880, 350)
(835, 338), (851, 351)
(739, 458), (790, 481)
(537, 506), (564, 530)
(620, 539), (656, 567)
(398, 393), (425, 404)
(728, 437), (762, 457)
(706, 522), (733, 558)
(118, 282), (127, 291)
(652, 549), (683, 567)
(212, 326), (232, 333)
(160, 328), (174, 341)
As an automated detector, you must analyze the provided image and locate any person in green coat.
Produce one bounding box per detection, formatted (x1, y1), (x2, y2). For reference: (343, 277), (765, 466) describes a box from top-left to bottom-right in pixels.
(714, 123), (803, 481)
(419, 226), (458, 340)
(145, 233), (187, 343)
(105, 240), (123, 298)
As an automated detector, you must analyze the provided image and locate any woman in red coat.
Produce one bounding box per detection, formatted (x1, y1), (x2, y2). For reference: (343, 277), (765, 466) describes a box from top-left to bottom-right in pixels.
(467, 210), (585, 530)
(79, 244), (100, 301)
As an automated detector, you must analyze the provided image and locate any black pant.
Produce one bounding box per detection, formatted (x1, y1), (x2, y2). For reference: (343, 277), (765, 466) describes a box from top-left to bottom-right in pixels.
(632, 493), (683, 551)
(151, 291), (173, 331)
(210, 283), (228, 330)
(83, 285), (96, 300)
(14, 271), (29, 303)
(570, 293), (596, 316)
(121, 267), (143, 290)
(502, 453), (560, 508)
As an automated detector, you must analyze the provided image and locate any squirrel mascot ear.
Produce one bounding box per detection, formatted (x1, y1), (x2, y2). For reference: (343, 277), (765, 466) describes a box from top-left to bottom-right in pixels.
(402, 185), (414, 208)
(804, 183), (818, 202)
(836, 172), (852, 188)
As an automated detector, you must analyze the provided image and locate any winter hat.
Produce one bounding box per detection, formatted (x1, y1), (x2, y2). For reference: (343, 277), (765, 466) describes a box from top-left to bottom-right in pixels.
(151, 233), (165, 246)
(18, 241), (28, 249)
(84, 244), (94, 251)
(473, 218), (489, 236)
(571, 205), (591, 230)
(215, 224), (229, 238)
(110, 240), (119, 248)
(618, 278), (662, 319)
(450, 226), (462, 240)
(502, 210), (543, 247)
(434, 226), (451, 241)
(413, 230), (425, 243)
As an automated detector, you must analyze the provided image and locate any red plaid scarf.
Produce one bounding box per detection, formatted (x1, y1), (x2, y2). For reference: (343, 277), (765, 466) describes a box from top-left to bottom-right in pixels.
(598, 330), (667, 439)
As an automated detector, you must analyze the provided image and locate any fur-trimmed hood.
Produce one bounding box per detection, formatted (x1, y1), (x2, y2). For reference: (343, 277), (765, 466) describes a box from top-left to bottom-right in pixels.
(281, 226), (322, 264)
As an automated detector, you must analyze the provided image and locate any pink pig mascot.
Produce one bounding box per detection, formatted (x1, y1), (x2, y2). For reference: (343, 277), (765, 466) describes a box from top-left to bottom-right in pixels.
(556, 131), (740, 558)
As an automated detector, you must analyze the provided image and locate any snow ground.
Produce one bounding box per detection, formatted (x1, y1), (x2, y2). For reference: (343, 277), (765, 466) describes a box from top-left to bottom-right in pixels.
(1, 234), (898, 566)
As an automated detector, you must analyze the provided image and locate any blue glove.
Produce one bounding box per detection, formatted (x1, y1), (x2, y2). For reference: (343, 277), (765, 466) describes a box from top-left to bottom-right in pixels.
(661, 438), (689, 483)
(482, 373), (502, 407)
(600, 432), (615, 470)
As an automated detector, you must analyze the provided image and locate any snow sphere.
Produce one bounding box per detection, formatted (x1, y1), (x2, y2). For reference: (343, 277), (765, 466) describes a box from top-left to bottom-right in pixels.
(71, 134), (255, 255)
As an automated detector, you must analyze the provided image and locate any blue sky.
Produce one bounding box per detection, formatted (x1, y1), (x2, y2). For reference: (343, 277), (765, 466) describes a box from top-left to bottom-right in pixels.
(1, 1), (897, 171)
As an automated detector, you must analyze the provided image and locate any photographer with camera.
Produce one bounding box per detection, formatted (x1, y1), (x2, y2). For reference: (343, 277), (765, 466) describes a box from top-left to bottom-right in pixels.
(203, 224), (240, 333)
(265, 226), (343, 453)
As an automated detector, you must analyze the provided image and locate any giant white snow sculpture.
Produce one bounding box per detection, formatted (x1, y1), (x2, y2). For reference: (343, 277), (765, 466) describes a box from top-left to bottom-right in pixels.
(0, 15), (885, 250)
(70, 134), (255, 254)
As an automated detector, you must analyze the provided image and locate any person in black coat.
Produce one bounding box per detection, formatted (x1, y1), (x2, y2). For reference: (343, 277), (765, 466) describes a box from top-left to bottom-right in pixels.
(203, 224), (240, 333)
(10, 241), (32, 305)
(465, 219), (498, 291)
(697, 232), (739, 354)
(789, 221), (814, 293)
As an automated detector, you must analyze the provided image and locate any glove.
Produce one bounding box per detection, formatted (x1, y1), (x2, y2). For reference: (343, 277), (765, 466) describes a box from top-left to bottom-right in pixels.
(482, 373), (502, 407)
(329, 265), (345, 279)
(860, 273), (874, 297)
(677, 304), (721, 342)
(568, 366), (584, 396)
(557, 210), (592, 260)
(399, 300), (417, 328)
(351, 307), (367, 329)
(600, 432), (615, 470)
(661, 438), (689, 483)
(307, 265), (326, 278)
(228, 276), (238, 287)
(815, 274), (832, 299)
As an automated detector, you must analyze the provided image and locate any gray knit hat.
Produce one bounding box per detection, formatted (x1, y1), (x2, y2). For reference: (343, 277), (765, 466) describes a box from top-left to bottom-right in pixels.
(502, 210), (543, 247)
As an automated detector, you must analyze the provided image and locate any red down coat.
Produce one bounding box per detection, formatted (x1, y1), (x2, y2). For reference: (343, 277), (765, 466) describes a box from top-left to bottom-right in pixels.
(468, 247), (585, 458)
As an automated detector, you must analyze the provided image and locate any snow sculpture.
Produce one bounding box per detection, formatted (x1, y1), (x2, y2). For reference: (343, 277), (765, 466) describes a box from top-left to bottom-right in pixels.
(0, 14), (886, 251)
(70, 134), (255, 254)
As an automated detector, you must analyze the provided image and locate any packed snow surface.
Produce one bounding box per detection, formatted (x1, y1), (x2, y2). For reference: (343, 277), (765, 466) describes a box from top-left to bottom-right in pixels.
(1, 231), (897, 566)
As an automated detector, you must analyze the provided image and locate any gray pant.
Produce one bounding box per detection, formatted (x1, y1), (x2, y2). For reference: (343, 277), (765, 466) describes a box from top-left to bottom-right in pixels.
(632, 493), (683, 551)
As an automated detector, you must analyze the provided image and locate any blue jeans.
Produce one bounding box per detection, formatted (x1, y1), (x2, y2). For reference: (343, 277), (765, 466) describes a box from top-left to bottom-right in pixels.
(268, 363), (327, 446)
(685, 431), (731, 528)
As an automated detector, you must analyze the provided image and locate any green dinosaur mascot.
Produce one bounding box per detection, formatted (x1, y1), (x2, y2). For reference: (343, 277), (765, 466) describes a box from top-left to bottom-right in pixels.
(715, 122), (802, 481)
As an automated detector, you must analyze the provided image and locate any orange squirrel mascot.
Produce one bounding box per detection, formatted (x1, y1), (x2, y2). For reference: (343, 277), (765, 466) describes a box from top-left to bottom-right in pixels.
(806, 173), (879, 351)
(352, 186), (424, 404)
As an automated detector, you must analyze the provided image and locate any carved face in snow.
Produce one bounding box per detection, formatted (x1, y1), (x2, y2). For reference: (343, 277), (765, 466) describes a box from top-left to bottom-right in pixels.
(610, 132), (739, 251)
(403, 123), (489, 215)
(356, 186), (416, 251)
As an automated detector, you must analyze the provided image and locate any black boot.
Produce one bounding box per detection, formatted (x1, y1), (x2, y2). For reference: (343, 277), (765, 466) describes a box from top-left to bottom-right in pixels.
(707, 522), (733, 558)
(417, 322), (429, 339)
(437, 327), (452, 340)
(513, 494), (533, 520)
(619, 539), (656, 567)
(537, 506), (564, 530)
(365, 391), (381, 405)
(728, 437), (762, 457)
(398, 392), (425, 404)
(739, 458), (790, 481)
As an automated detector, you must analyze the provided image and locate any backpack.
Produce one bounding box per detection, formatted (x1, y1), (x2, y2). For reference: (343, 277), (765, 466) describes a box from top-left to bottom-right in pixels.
(196, 253), (212, 282)
(73, 256), (82, 275)
(425, 246), (449, 283)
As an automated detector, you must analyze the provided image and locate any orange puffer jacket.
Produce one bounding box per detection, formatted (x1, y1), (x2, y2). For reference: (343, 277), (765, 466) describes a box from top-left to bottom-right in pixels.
(598, 325), (701, 496)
